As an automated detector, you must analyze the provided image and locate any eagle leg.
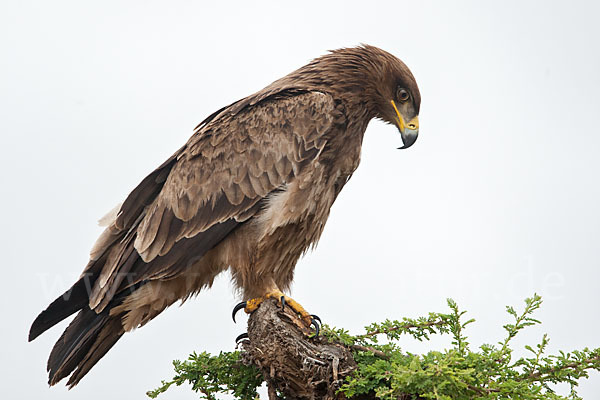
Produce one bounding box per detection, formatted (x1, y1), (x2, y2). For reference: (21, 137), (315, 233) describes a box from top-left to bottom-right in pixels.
(232, 291), (321, 335)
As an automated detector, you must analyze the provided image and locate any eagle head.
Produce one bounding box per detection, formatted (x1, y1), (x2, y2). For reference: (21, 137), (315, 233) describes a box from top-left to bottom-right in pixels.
(365, 45), (421, 149)
(319, 45), (421, 149)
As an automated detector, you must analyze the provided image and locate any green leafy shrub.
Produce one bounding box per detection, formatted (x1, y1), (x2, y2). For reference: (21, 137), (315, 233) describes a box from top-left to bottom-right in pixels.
(149, 295), (599, 399)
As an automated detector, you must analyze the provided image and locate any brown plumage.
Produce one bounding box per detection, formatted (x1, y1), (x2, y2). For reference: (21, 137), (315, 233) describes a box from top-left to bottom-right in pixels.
(29, 44), (421, 387)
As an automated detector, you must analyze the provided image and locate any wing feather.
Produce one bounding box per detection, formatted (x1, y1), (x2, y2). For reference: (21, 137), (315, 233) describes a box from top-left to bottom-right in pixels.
(92, 91), (342, 308)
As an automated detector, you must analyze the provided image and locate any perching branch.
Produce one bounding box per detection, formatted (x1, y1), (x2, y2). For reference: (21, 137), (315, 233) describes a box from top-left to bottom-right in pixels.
(239, 298), (360, 399)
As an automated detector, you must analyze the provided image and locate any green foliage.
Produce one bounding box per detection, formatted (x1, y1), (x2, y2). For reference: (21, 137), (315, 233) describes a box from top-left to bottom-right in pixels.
(146, 351), (263, 400)
(149, 295), (600, 399)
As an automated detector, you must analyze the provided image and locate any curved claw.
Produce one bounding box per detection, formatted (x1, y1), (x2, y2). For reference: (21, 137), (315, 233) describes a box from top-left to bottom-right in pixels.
(232, 301), (247, 323)
(311, 317), (320, 337)
(280, 295), (286, 310)
(310, 314), (322, 325)
(235, 332), (249, 344)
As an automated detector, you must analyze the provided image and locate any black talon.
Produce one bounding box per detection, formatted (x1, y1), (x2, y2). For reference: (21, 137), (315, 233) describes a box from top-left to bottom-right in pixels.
(311, 317), (320, 337)
(310, 314), (322, 336)
(232, 301), (247, 323)
(280, 296), (286, 310)
(235, 332), (249, 343)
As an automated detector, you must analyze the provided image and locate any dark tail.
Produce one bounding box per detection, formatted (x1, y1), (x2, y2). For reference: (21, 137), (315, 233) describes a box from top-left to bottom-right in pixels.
(29, 275), (126, 387)
(29, 148), (185, 387)
(46, 305), (124, 388)
(29, 276), (91, 342)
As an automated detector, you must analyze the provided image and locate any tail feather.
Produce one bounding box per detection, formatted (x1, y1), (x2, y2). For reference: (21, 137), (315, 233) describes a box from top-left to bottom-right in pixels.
(30, 147), (187, 386)
(66, 318), (123, 387)
(47, 305), (124, 387)
(29, 276), (92, 342)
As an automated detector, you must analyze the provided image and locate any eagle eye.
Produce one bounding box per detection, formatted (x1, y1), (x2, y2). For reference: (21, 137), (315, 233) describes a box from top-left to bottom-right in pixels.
(396, 87), (410, 102)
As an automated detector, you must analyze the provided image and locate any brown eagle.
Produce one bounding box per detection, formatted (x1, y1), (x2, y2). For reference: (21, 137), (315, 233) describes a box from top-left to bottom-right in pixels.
(29, 45), (420, 387)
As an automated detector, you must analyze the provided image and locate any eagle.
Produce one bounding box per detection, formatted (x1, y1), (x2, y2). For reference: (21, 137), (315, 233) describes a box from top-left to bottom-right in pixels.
(29, 45), (421, 387)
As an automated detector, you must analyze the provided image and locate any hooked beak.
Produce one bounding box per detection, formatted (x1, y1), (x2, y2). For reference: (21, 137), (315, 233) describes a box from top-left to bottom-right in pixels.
(390, 100), (419, 149)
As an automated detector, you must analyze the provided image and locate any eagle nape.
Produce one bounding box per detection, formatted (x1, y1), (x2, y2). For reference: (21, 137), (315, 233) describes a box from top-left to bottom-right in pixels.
(232, 292), (322, 336)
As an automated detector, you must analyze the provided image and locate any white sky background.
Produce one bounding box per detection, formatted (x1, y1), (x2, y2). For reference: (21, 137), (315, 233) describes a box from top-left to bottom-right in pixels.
(1, 0), (599, 398)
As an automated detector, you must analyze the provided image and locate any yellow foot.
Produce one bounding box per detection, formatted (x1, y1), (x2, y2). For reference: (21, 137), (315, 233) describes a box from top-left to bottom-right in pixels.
(232, 291), (321, 335)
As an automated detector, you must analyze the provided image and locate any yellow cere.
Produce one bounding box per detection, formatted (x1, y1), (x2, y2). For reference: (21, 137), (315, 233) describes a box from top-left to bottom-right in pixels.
(407, 116), (419, 130)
